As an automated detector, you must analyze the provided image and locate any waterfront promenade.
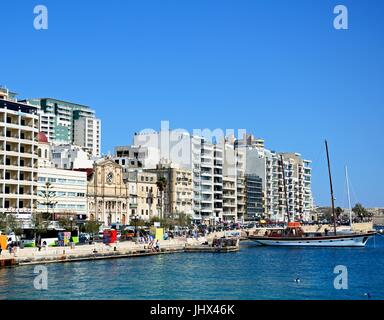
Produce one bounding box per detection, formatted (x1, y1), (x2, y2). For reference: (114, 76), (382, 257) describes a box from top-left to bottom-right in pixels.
(0, 223), (373, 269)
(0, 238), (195, 268)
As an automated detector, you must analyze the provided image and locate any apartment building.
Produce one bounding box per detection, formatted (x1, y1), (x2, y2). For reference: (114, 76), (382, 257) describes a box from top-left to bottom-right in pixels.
(51, 144), (94, 170)
(146, 161), (193, 218)
(279, 153), (313, 221)
(73, 116), (101, 157)
(37, 167), (87, 222)
(37, 132), (88, 222)
(126, 170), (159, 221)
(222, 176), (236, 222)
(114, 145), (160, 170)
(24, 97), (101, 157)
(245, 175), (264, 221)
(0, 91), (39, 224)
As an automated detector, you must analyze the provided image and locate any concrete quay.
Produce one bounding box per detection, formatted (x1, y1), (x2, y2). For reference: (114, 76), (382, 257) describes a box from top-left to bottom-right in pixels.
(0, 238), (193, 268)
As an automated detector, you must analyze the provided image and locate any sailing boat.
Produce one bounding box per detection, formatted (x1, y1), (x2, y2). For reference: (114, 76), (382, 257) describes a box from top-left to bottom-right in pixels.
(248, 140), (376, 247)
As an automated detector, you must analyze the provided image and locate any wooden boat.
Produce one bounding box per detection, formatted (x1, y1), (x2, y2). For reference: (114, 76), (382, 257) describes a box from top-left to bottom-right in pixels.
(249, 222), (375, 247)
(185, 237), (240, 253)
(248, 140), (376, 247)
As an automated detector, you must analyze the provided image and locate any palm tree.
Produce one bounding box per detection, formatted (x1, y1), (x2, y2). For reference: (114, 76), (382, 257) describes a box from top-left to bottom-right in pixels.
(156, 176), (167, 219)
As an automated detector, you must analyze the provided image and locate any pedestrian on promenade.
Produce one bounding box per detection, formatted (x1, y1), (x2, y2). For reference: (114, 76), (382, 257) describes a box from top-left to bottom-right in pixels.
(8, 242), (13, 254)
(155, 240), (160, 252)
(0, 247), (2, 256)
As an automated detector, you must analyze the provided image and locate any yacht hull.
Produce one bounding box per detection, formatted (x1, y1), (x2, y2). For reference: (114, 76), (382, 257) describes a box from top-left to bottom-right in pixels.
(248, 233), (375, 247)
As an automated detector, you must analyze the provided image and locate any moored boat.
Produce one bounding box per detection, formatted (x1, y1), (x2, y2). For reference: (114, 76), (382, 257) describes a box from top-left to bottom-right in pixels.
(185, 237), (240, 253)
(248, 222), (375, 247)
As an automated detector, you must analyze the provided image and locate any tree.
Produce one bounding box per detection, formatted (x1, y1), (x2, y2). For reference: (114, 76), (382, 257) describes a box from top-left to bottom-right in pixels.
(0, 213), (7, 232)
(83, 220), (102, 235)
(6, 214), (23, 236)
(335, 207), (344, 220)
(37, 182), (57, 221)
(177, 213), (192, 227)
(352, 203), (372, 221)
(156, 176), (167, 220)
(31, 211), (48, 237)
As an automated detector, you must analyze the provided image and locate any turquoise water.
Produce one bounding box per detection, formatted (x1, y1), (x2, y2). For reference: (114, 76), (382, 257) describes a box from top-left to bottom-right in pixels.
(1, 236), (383, 300)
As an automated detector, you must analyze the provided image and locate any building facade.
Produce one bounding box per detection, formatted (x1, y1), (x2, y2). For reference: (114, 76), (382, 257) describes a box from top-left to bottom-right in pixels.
(146, 161), (193, 218)
(0, 94), (39, 224)
(37, 167), (87, 222)
(87, 159), (130, 226)
(24, 97), (101, 156)
(126, 170), (159, 221)
(51, 144), (94, 170)
(73, 116), (101, 157)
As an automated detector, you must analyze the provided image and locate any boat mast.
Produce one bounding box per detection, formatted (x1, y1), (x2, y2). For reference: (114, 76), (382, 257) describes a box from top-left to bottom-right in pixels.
(280, 155), (290, 224)
(345, 166), (353, 228)
(325, 140), (337, 236)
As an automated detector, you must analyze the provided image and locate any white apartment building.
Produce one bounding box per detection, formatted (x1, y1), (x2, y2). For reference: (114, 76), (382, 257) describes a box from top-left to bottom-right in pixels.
(114, 145), (161, 171)
(0, 92), (39, 224)
(37, 167), (87, 221)
(37, 133), (88, 221)
(51, 144), (94, 170)
(279, 153), (313, 221)
(222, 176), (236, 222)
(74, 117), (101, 157)
(38, 111), (56, 143)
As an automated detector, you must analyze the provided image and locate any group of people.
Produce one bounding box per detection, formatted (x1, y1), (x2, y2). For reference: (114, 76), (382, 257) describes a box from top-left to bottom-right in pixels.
(148, 239), (161, 252)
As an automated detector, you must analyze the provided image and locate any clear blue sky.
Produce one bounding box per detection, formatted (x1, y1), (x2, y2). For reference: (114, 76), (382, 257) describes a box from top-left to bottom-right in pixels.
(1, 0), (384, 208)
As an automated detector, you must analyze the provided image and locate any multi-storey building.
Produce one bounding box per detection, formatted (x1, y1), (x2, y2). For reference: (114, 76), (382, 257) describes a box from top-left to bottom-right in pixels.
(213, 145), (223, 223)
(191, 136), (218, 225)
(23, 97), (101, 157)
(51, 144), (94, 170)
(37, 132), (88, 222)
(73, 116), (101, 157)
(114, 145), (160, 170)
(222, 176), (236, 222)
(0, 91), (39, 224)
(126, 170), (159, 221)
(245, 175), (264, 221)
(146, 161), (193, 218)
(278, 153), (313, 221)
(37, 167), (87, 222)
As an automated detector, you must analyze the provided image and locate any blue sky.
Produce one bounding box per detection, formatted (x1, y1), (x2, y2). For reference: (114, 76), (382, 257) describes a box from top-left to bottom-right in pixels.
(1, 0), (383, 207)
